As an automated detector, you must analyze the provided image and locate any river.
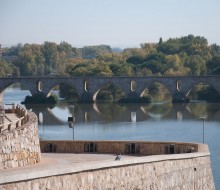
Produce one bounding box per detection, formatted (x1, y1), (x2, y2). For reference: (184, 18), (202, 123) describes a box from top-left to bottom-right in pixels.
(2, 87), (220, 189)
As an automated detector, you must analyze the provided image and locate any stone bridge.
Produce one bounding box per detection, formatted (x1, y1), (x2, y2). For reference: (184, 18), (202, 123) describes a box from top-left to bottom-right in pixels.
(0, 76), (220, 102)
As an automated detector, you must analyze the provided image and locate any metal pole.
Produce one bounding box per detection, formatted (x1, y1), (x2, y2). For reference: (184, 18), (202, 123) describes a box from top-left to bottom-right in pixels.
(69, 105), (75, 140)
(202, 118), (204, 144)
(73, 125), (74, 140)
(200, 117), (205, 144)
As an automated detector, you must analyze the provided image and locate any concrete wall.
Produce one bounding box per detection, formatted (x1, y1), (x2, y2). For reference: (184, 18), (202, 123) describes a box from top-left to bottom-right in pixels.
(0, 154), (215, 190)
(0, 112), (41, 169)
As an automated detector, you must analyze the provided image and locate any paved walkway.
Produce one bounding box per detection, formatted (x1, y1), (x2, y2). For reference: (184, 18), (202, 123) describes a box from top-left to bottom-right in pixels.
(0, 152), (208, 185)
(0, 153), (136, 184)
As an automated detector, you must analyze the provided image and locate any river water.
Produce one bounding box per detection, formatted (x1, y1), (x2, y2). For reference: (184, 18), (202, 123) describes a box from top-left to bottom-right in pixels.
(2, 87), (220, 188)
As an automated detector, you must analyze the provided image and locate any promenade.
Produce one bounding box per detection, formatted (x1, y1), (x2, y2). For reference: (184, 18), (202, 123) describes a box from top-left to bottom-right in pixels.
(0, 152), (209, 185)
(0, 153), (131, 184)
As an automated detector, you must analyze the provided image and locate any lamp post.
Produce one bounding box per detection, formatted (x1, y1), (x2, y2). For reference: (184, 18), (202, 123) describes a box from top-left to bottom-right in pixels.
(200, 116), (205, 144)
(68, 105), (75, 140)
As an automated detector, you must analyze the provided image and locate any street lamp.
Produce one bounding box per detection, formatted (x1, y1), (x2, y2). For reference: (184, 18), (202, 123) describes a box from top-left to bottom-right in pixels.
(200, 116), (206, 144)
(68, 105), (75, 140)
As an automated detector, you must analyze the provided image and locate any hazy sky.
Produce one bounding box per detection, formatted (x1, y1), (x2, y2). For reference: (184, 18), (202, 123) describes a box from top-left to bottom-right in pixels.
(0, 0), (220, 48)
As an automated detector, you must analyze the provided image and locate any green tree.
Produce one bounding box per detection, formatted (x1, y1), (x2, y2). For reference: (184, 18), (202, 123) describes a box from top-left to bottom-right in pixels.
(158, 38), (181, 54)
(185, 55), (207, 75)
(142, 60), (164, 74)
(210, 44), (220, 57)
(0, 59), (19, 76)
(17, 50), (36, 76)
(80, 45), (112, 59)
(43, 42), (60, 74)
(207, 56), (220, 75)
(110, 63), (132, 76)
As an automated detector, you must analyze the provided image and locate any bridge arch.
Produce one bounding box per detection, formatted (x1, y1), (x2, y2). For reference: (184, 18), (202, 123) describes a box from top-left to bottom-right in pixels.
(140, 81), (172, 101)
(0, 82), (32, 102)
(46, 82), (80, 101)
(92, 81), (126, 102)
(186, 82), (220, 102)
(185, 81), (220, 97)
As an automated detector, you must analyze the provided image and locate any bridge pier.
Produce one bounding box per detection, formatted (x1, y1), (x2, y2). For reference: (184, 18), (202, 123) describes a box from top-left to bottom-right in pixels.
(78, 92), (94, 103)
(118, 92), (150, 103)
(172, 92), (189, 103)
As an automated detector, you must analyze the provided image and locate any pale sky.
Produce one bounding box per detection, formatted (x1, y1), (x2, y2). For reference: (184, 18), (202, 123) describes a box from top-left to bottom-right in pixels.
(0, 0), (220, 48)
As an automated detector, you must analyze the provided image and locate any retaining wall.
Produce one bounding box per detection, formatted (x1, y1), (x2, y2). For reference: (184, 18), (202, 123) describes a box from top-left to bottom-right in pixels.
(0, 111), (41, 169)
(0, 153), (215, 190)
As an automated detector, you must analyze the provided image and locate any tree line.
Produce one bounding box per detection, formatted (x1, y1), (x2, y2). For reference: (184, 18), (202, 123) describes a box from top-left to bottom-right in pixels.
(1, 35), (220, 77)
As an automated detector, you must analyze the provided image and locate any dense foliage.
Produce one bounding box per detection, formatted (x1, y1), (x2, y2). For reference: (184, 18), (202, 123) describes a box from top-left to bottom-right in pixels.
(1, 35), (220, 77)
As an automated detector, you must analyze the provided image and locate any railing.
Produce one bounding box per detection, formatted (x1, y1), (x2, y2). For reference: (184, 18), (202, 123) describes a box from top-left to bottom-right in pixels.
(0, 104), (29, 133)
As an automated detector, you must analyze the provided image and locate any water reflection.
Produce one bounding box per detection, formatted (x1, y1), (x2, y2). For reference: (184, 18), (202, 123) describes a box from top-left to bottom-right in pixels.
(25, 102), (220, 126)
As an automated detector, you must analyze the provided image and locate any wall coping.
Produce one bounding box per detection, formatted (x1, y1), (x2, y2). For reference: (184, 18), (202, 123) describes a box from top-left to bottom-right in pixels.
(0, 151), (210, 185)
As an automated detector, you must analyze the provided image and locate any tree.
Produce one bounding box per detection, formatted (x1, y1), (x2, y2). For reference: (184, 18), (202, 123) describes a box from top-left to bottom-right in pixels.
(185, 55), (207, 75)
(158, 38), (181, 54)
(109, 63), (132, 76)
(207, 56), (220, 75)
(43, 42), (60, 74)
(17, 50), (36, 76)
(0, 59), (19, 77)
(140, 43), (157, 55)
(97, 52), (125, 64)
(92, 64), (113, 76)
(159, 37), (163, 45)
(126, 56), (143, 65)
(142, 60), (164, 74)
(80, 45), (112, 59)
(210, 44), (220, 57)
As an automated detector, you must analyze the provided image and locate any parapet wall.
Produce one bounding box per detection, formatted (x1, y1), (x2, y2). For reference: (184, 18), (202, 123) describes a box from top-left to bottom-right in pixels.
(40, 140), (203, 155)
(0, 109), (41, 169)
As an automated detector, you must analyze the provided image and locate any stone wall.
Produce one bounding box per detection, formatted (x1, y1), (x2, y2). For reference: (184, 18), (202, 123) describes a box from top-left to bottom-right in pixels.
(0, 155), (215, 190)
(0, 112), (41, 169)
(40, 140), (201, 155)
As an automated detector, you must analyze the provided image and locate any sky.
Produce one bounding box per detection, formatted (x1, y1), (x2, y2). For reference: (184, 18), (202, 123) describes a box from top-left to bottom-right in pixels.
(0, 0), (220, 48)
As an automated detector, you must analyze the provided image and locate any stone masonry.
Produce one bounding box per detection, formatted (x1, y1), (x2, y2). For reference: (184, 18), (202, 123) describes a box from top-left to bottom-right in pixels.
(1, 76), (220, 102)
(0, 111), (41, 169)
(0, 155), (215, 190)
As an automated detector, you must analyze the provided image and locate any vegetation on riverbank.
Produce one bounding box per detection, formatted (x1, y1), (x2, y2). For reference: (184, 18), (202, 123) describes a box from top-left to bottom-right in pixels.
(22, 93), (58, 105)
(1, 35), (220, 78)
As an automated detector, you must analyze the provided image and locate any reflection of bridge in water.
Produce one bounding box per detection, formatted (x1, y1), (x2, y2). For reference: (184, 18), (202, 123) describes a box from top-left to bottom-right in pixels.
(30, 103), (220, 126)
